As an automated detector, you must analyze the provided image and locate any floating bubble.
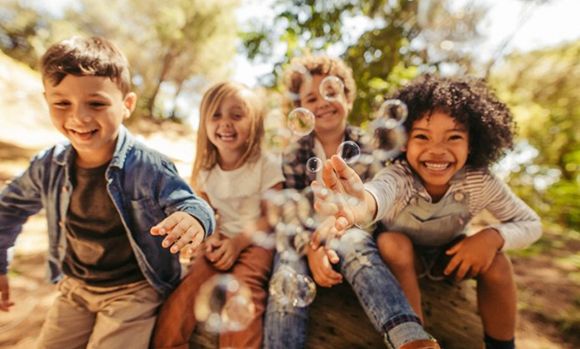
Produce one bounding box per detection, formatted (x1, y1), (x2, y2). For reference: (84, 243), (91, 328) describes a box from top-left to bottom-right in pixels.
(369, 123), (407, 161)
(375, 99), (408, 129)
(269, 266), (316, 307)
(266, 127), (293, 154)
(287, 108), (315, 136)
(265, 189), (313, 227)
(250, 230), (276, 250)
(194, 274), (255, 333)
(319, 75), (344, 101)
(306, 157), (322, 173)
(275, 222), (303, 253)
(337, 140), (361, 164)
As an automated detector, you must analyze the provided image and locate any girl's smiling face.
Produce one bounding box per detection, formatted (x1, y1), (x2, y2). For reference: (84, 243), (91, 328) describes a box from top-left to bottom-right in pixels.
(405, 110), (469, 199)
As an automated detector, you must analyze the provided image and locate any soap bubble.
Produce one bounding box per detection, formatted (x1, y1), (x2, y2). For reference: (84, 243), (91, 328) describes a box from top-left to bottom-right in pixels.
(337, 140), (361, 164)
(194, 274), (255, 333)
(287, 108), (315, 136)
(319, 75), (344, 101)
(269, 266), (316, 307)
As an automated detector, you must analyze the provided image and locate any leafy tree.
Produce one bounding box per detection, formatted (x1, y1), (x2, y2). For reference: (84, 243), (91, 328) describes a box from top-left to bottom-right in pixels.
(0, 0), (240, 120)
(241, 0), (486, 125)
(66, 0), (239, 120)
(0, 1), (80, 68)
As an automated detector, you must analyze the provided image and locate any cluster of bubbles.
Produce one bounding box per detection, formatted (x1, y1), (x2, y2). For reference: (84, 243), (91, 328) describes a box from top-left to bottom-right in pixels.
(369, 99), (408, 162)
(281, 63), (409, 166)
(194, 274), (255, 333)
(263, 189), (318, 307)
(192, 66), (412, 324)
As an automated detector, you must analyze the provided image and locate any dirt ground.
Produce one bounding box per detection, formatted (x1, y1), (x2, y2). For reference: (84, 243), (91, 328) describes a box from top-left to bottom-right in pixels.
(0, 52), (578, 349)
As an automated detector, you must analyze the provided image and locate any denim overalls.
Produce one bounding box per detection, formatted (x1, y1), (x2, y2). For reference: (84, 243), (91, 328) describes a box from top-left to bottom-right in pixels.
(385, 176), (472, 280)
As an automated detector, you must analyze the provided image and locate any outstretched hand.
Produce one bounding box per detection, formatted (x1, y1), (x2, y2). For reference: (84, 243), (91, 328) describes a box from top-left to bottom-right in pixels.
(150, 211), (205, 254)
(311, 155), (374, 248)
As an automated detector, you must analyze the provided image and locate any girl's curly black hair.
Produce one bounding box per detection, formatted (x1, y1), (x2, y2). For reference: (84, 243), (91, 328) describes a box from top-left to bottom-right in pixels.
(392, 74), (516, 168)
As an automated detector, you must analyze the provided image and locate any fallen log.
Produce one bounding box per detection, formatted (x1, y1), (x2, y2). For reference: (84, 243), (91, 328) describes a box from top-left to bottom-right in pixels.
(190, 277), (483, 348)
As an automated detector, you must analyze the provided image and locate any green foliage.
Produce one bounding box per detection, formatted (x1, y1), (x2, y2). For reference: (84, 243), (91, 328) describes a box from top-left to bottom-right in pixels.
(66, 0), (240, 120)
(241, 0), (485, 125)
(0, 0), (240, 120)
(492, 41), (580, 230)
(0, 1), (82, 68)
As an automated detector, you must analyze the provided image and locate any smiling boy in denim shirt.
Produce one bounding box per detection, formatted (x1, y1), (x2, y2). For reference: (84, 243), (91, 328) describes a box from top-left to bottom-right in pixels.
(0, 36), (215, 349)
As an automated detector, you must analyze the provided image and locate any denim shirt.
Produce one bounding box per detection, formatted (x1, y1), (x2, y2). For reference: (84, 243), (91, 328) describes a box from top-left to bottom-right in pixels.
(0, 126), (215, 297)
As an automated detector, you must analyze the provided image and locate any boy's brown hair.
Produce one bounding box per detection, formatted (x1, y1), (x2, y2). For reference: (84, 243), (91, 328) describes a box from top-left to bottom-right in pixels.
(40, 36), (132, 95)
(283, 54), (356, 111)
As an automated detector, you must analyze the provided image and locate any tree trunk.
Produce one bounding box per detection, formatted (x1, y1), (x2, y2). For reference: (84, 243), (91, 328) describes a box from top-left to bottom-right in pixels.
(146, 48), (176, 117)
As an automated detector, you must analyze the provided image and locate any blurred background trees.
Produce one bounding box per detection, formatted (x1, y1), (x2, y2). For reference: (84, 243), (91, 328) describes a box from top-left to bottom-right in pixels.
(0, 0), (238, 120)
(0, 0), (578, 231)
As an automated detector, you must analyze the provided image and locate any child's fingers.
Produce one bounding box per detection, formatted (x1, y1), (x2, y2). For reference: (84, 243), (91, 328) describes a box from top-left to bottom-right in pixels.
(445, 240), (463, 255)
(325, 248), (340, 264)
(310, 216), (336, 250)
(214, 254), (234, 271)
(205, 238), (222, 253)
(170, 229), (204, 254)
(161, 217), (192, 249)
(150, 213), (184, 236)
(335, 216), (351, 233)
(312, 182), (340, 216)
(444, 254), (461, 277)
(330, 155), (362, 192)
(206, 244), (227, 263)
(467, 266), (481, 279)
(321, 161), (340, 191)
(319, 256), (343, 286)
(454, 261), (471, 281)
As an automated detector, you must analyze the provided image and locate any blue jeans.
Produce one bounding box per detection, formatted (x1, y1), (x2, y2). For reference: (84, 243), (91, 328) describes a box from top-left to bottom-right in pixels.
(264, 229), (427, 349)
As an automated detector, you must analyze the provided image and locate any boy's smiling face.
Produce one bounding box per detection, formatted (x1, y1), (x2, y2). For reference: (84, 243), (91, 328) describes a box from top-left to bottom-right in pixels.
(44, 75), (136, 168)
(298, 74), (352, 135)
(405, 110), (469, 199)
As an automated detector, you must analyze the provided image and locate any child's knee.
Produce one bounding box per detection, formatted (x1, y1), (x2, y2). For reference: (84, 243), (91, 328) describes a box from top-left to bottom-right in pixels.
(377, 232), (414, 265)
(479, 253), (514, 285)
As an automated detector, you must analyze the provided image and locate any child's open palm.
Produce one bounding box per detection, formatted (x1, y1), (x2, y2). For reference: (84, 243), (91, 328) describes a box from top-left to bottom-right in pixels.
(150, 211), (205, 254)
(444, 229), (505, 280)
(312, 155), (372, 245)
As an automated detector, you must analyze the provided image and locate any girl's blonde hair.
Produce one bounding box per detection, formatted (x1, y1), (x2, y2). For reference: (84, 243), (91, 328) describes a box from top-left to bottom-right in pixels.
(190, 81), (265, 190)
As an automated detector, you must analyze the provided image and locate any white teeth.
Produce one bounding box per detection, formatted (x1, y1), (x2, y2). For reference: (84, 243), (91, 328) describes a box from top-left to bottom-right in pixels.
(218, 134), (236, 141)
(424, 162), (450, 170)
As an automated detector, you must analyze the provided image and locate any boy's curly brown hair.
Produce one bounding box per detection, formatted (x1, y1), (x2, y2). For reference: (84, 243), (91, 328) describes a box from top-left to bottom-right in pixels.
(283, 54), (356, 112)
(393, 74), (516, 168)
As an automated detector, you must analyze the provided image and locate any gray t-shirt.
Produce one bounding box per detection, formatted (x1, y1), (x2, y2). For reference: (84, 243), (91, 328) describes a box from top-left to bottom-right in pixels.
(62, 162), (144, 286)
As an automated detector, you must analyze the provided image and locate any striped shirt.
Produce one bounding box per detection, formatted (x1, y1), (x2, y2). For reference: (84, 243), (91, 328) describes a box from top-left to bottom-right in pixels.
(365, 160), (542, 250)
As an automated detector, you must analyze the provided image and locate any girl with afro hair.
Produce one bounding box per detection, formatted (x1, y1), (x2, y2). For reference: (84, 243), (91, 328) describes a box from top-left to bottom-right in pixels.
(313, 74), (542, 349)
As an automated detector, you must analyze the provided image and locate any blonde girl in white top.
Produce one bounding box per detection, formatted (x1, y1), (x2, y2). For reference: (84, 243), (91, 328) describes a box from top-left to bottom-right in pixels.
(153, 81), (284, 349)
